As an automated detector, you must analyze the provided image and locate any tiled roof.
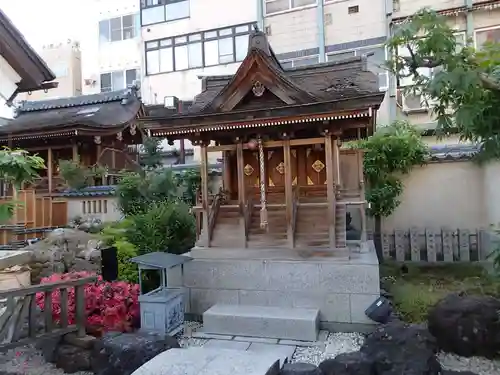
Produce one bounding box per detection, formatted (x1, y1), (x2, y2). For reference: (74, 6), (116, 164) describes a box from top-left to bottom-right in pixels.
(0, 86), (141, 135)
(428, 144), (479, 161)
(54, 185), (117, 198)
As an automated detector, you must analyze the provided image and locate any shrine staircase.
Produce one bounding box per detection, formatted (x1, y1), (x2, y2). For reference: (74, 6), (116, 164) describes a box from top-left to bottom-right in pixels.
(208, 201), (244, 248)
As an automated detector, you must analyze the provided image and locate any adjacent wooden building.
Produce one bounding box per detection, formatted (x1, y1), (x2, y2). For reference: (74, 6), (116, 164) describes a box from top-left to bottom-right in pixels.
(141, 31), (385, 254)
(0, 87), (144, 247)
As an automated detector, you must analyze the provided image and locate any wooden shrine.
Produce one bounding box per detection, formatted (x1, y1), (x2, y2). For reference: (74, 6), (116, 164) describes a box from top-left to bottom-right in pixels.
(141, 31), (385, 254)
(0, 86), (144, 195)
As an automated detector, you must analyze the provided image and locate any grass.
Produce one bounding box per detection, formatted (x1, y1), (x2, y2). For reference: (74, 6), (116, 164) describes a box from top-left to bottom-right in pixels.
(380, 262), (500, 323)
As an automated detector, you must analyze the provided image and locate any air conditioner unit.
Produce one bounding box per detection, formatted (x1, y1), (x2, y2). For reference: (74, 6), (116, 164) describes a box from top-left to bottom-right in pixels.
(402, 93), (427, 113)
(84, 77), (97, 86)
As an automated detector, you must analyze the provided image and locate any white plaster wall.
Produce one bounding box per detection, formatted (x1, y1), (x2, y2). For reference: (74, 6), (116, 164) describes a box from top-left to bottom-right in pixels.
(142, 0), (257, 43)
(66, 197), (122, 223)
(324, 0), (385, 46)
(383, 161), (486, 231)
(483, 162), (500, 227)
(81, 0), (142, 95)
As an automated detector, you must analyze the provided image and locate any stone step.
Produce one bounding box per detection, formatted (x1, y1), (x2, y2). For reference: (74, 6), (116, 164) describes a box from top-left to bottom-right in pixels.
(203, 304), (319, 342)
(131, 347), (281, 375)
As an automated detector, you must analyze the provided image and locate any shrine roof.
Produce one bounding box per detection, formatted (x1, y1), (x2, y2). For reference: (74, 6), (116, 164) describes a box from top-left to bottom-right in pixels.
(0, 10), (57, 100)
(141, 30), (384, 133)
(0, 86), (142, 137)
(187, 55), (382, 115)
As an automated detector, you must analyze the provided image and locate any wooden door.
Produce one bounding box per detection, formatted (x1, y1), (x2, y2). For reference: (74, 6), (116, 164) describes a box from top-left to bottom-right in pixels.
(305, 147), (327, 186)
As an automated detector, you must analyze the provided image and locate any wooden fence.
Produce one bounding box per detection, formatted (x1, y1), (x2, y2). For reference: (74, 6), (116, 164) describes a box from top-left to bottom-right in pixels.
(0, 189), (67, 248)
(0, 276), (96, 351)
(378, 228), (492, 262)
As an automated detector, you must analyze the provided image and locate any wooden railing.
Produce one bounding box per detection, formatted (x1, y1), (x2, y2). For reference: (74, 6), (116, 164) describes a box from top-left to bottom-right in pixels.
(207, 189), (223, 244)
(0, 276), (96, 351)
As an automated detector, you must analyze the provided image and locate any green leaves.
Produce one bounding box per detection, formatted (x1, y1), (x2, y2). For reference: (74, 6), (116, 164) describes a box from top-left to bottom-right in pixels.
(387, 8), (500, 162)
(0, 148), (45, 223)
(354, 120), (428, 218)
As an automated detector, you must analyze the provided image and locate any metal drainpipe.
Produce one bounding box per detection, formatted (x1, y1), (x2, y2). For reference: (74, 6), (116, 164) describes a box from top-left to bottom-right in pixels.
(317, 0), (326, 62)
(465, 0), (473, 42)
(385, 0), (397, 122)
(257, 0), (264, 31)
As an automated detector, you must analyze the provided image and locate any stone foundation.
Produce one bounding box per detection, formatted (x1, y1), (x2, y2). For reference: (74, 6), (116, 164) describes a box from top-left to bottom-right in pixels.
(167, 246), (380, 326)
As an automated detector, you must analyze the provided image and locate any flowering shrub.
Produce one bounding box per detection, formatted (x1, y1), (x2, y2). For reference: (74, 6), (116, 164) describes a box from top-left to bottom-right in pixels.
(36, 271), (140, 333)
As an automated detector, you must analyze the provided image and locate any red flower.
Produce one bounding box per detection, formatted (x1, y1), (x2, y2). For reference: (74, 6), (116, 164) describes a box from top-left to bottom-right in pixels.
(36, 272), (140, 333)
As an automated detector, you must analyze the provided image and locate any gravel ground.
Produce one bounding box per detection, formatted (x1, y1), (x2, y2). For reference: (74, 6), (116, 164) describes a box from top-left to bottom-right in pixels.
(0, 322), (498, 375)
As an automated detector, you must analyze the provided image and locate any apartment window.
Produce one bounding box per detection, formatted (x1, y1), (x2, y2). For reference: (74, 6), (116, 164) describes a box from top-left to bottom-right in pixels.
(327, 46), (388, 90)
(100, 69), (139, 92)
(265, 0), (316, 15)
(280, 55), (319, 69)
(99, 14), (137, 43)
(475, 27), (500, 50)
(51, 62), (69, 77)
(145, 23), (254, 75)
(141, 0), (189, 26)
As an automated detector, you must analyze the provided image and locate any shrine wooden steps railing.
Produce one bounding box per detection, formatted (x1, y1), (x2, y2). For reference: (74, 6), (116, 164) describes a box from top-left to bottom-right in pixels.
(0, 276), (96, 351)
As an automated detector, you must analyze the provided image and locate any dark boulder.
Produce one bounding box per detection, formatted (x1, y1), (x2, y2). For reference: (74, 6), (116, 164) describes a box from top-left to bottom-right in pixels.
(318, 351), (373, 375)
(90, 331), (180, 375)
(428, 293), (500, 358)
(360, 320), (441, 375)
(54, 344), (92, 373)
(281, 362), (323, 375)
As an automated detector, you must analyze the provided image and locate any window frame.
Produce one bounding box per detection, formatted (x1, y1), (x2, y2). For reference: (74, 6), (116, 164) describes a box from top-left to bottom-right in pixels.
(327, 45), (389, 91)
(474, 25), (500, 50)
(280, 55), (320, 69)
(140, 0), (190, 27)
(99, 14), (137, 43)
(100, 69), (140, 93)
(145, 23), (255, 75)
(264, 0), (318, 17)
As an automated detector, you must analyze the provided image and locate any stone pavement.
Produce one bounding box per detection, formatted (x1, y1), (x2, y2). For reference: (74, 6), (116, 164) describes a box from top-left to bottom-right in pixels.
(192, 330), (329, 366)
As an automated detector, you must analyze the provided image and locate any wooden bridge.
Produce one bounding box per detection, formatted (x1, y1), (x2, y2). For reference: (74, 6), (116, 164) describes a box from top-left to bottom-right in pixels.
(0, 276), (96, 351)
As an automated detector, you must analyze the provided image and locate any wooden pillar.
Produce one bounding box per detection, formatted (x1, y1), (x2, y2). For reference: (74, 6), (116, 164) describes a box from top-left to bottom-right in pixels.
(200, 142), (210, 247)
(47, 147), (53, 194)
(358, 149), (367, 242)
(222, 151), (231, 193)
(72, 144), (78, 161)
(236, 142), (245, 208)
(283, 139), (294, 248)
(324, 132), (336, 251)
(179, 139), (186, 164)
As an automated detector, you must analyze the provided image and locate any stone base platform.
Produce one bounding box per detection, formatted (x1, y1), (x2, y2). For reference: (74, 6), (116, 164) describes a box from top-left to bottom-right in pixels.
(203, 304), (319, 341)
(167, 244), (380, 328)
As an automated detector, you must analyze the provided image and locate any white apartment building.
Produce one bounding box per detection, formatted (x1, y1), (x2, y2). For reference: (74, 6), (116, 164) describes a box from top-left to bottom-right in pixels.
(81, 0), (142, 95)
(388, 0), (500, 129)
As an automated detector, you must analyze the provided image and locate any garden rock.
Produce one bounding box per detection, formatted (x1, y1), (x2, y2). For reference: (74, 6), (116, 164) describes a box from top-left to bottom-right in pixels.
(90, 331), (180, 375)
(23, 228), (102, 283)
(428, 293), (500, 358)
(281, 362), (323, 375)
(318, 351), (373, 375)
(54, 344), (92, 373)
(360, 320), (441, 375)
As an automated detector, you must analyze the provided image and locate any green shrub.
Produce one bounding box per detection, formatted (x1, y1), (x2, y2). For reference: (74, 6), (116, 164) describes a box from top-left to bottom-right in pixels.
(129, 200), (196, 255)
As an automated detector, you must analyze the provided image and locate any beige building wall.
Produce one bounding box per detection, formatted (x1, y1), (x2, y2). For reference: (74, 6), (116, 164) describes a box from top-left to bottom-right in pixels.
(264, 7), (318, 54)
(16, 41), (82, 101)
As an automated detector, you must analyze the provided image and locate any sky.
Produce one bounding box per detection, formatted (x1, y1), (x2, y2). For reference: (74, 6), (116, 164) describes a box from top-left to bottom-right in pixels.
(0, 0), (88, 49)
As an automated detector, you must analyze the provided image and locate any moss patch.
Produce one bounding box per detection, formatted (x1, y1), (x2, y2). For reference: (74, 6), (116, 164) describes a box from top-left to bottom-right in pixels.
(380, 262), (500, 323)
